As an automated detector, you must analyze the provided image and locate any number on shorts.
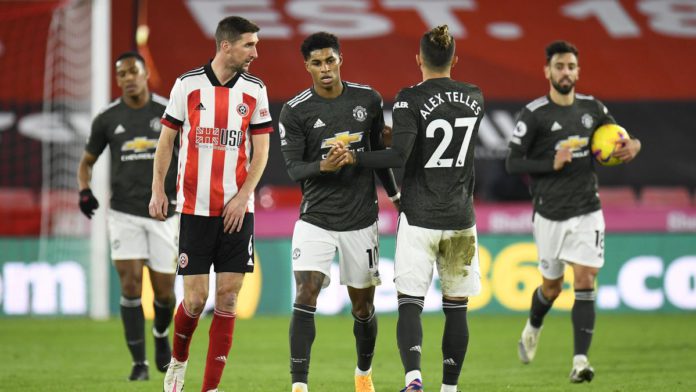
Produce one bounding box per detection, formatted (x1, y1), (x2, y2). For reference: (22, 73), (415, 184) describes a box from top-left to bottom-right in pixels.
(594, 230), (605, 249)
(366, 246), (379, 268)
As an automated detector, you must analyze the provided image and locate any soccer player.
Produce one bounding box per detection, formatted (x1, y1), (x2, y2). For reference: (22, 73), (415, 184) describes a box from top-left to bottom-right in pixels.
(506, 40), (641, 383)
(150, 16), (272, 392)
(279, 32), (399, 392)
(77, 51), (177, 381)
(347, 25), (484, 392)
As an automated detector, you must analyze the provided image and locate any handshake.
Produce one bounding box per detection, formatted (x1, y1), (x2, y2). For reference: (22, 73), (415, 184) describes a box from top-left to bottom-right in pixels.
(320, 140), (356, 173)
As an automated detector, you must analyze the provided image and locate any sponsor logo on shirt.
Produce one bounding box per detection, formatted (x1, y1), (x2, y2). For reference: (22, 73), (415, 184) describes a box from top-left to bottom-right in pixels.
(320, 131), (363, 149)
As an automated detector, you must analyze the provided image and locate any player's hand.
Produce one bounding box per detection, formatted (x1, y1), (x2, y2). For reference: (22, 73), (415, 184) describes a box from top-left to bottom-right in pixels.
(553, 148), (572, 170)
(612, 138), (641, 163)
(78, 189), (99, 219)
(222, 193), (247, 233)
(148, 187), (168, 221)
(382, 125), (393, 147)
(320, 142), (348, 172)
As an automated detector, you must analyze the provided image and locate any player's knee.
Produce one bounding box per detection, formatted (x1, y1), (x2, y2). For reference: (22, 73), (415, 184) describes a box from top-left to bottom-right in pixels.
(184, 292), (208, 314)
(295, 282), (321, 305)
(154, 290), (175, 305)
(543, 284), (562, 301)
(120, 280), (142, 298)
(215, 288), (239, 311)
(351, 301), (374, 319)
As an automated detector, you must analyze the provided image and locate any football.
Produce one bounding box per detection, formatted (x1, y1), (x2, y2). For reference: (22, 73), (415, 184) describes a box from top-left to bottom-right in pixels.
(591, 123), (630, 166)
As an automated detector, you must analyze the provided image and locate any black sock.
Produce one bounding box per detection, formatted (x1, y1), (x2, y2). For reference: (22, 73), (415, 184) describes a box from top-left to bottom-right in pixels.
(442, 298), (469, 386)
(353, 307), (377, 371)
(289, 303), (316, 384)
(120, 296), (146, 363)
(397, 295), (424, 374)
(572, 289), (596, 356)
(153, 298), (175, 335)
(530, 286), (554, 328)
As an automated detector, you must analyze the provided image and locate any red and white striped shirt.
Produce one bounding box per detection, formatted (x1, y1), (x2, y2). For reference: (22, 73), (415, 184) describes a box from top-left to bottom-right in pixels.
(161, 63), (273, 216)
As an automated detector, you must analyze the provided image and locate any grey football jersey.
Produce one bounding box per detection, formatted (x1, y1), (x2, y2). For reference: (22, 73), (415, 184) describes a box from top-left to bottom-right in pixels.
(280, 82), (394, 231)
(86, 94), (177, 218)
(507, 94), (615, 220)
(392, 78), (485, 230)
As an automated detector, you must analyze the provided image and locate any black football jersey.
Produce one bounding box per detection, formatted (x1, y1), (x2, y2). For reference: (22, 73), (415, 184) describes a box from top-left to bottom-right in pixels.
(86, 94), (178, 218)
(507, 94), (615, 220)
(280, 81), (395, 231)
(392, 77), (485, 230)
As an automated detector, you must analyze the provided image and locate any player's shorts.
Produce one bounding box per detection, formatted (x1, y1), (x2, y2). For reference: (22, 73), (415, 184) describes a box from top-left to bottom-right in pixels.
(394, 213), (480, 297)
(533, 210), (605, 280)
(291, 219), (380, 289)
(177, 213), (254, 275)
(107, 209), (178, 274)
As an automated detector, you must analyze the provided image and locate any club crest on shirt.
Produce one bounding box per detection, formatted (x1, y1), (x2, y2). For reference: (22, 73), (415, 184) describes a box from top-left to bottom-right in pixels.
(150, 117), (162, 132)
(179, 253), (189, 268)
(581, 113), (594, 129)
(352, 105), (367, 122)
(292, 248), (301, 260)
(237, 103), (250, 117)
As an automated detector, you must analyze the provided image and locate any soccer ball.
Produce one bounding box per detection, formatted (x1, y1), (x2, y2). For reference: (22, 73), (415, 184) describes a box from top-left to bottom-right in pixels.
(591, 124), (629, 166)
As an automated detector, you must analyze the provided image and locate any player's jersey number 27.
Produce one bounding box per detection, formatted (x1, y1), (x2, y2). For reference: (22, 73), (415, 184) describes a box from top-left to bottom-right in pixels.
(424, 117), (476, 169)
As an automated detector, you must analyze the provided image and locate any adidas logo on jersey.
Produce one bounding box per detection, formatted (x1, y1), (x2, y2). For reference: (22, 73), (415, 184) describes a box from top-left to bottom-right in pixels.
(114, 124), (126, 134)
(551, 121), (563, 131)
(313, 118), (326, 128)
(195, 102), (206, 111)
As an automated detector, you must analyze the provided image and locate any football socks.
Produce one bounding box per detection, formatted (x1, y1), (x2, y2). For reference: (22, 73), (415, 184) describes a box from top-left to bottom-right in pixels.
(442, 298), (469, 386)
(120, 296), (146, 364)
(172, 302), (200, 362)
(572, 289), (596, 356)
(397, 295), (425, 374)
(353, 306), (377, 372)
(201, 309), (236, 391)
(529, 286), (554, 328)
(290, 303), (316, 384)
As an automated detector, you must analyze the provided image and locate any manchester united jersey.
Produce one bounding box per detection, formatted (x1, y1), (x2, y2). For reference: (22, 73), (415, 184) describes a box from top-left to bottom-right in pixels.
(507, 94), (615, 220)
(161, 62), (273, 216)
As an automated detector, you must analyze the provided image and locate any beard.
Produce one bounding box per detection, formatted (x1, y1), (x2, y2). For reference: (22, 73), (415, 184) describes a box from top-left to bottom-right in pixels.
(551, 78), (575, 95)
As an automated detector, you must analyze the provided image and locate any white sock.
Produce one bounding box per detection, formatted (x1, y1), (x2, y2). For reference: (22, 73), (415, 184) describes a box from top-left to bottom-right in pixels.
(292, 382), (308, 392)
(441, 384), (458, 392)
(525, 319), (540, 333)
(405, 370), (422, 386)
(355, 366), (371, 376)
(573, 354), (589, 366)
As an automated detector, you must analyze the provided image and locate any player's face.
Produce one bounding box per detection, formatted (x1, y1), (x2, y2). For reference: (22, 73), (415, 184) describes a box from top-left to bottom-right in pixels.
(545, 53), (579, 95)
(222, 32), (259, 73)
(115, 58), (148, 97)
(305, 48), (342, 90)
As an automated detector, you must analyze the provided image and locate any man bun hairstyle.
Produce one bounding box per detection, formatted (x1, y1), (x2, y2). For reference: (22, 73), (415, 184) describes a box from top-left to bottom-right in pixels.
(115, 51), (146, 68)
(545, 40), (579, 64)
(420, 25), (455, 70)
(216, 16), (260, 50)
(300, 32), (340, 60)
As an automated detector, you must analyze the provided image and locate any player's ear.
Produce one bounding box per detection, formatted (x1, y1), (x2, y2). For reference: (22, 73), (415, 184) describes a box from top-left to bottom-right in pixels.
(337, 53), (343, 66)
(543, 64), (551, 80)
(415, 54), (422, 68)
(450, 55), (458, 69)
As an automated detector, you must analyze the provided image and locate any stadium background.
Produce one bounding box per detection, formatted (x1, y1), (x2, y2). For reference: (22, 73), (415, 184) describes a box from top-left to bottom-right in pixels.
(2, 0), (696, 334)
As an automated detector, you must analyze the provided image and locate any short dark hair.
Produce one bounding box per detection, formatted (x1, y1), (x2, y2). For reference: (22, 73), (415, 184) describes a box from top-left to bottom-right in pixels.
(115, 51), (145, 67)
(300, 32), (340, 60)
(215, 16), (260, 50)
(545, 40), (579, 64)
(420, 25), (455, 70)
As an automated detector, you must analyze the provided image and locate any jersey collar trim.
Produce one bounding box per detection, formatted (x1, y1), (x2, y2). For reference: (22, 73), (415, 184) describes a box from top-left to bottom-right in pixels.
(203, 61), (241, 88)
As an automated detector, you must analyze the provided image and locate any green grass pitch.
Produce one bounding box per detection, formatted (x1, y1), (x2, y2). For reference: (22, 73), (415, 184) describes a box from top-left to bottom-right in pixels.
(1, 313), (695, 391)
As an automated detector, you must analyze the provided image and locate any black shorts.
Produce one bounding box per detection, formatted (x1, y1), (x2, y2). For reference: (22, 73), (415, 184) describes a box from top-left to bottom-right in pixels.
(177, 213), (254, 275)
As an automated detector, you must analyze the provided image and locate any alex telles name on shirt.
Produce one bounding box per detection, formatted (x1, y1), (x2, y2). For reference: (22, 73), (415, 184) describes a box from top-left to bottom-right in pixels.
(396, 90), (482, 120)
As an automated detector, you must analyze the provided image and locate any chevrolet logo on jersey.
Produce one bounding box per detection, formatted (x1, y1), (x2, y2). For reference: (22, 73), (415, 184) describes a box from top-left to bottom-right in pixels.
(320, 131), (364, 149)
(555, 136), (589, 151)
(122, 137), (158, 153)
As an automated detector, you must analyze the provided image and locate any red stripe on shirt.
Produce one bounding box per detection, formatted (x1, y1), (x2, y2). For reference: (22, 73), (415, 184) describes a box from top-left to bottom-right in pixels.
(209, 87), (229, 216)
(182, 90), (201, 214)
(235, 93), (256, 195)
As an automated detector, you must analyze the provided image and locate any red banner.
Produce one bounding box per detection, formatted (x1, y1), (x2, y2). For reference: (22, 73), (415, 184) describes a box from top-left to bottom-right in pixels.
(113, 0), (696, 102)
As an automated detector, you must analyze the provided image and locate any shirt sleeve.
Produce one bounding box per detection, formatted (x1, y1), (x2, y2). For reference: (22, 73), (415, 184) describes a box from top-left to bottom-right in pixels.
(250, 84), (273, 135)
(85, 113), (108, 157)
(368, 90), (398, 197)
(596, 99), (616, 126)
(279, 104), (321, 182)
(161, 78), (184, 131)
(505, 108), (555, 174)
(356, 90), (417, 169)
